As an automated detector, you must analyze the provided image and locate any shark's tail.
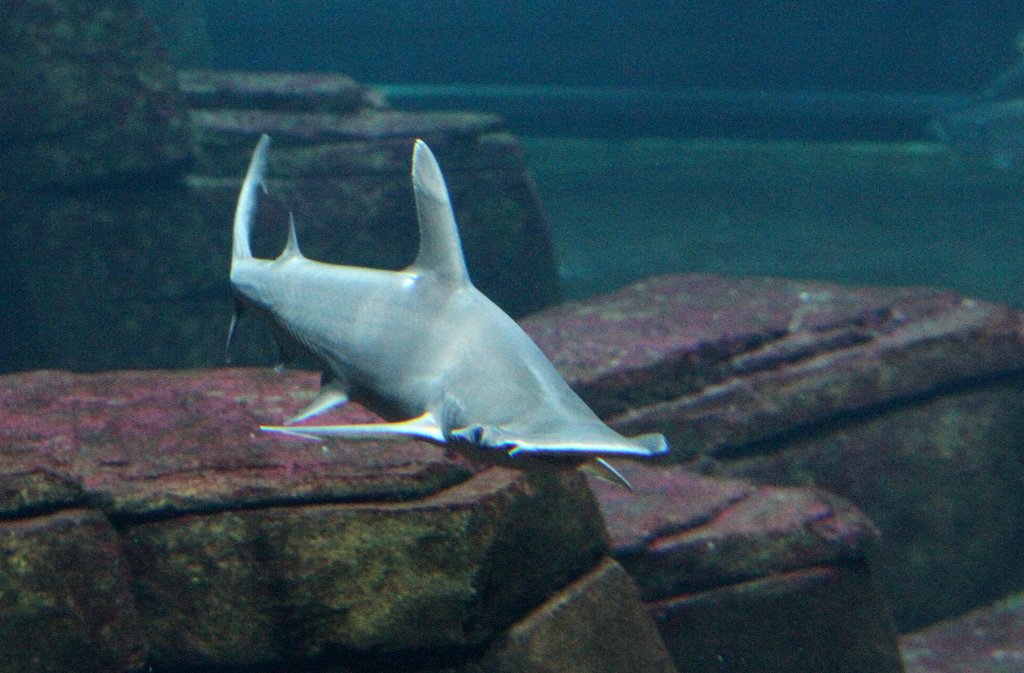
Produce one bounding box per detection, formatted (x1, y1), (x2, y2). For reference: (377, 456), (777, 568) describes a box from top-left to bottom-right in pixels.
(232, 133), (272, 266)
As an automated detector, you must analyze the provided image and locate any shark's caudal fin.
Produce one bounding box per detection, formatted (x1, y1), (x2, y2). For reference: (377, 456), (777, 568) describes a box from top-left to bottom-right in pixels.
(408, 140), (471, 285)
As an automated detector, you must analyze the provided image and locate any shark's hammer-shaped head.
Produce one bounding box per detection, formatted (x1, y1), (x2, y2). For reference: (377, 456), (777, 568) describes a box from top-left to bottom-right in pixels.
(228, 134), (669, 489)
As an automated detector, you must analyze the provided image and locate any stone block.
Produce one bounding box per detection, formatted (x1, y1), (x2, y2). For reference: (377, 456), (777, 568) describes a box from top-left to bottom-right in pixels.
(901, 591), (1024, 673)
(523, 273), (1024, 630)
(0, 0), (192, 187)
(589, 463), (901, 673)
(0, 368), (675, 672)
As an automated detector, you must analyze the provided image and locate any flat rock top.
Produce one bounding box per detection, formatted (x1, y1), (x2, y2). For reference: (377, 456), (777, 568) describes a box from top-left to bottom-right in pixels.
(902, 592), (1024, 672)
(0, 368), (470, 519)
(524, 273), (1024, 453)
(4, 271), (1018, 527)
(526, 273), (973, 400)
(589, 462), (877, 596)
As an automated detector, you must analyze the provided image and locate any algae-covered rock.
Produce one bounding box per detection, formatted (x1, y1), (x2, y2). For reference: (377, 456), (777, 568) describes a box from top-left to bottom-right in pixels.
(126, 469), (608, 666)
(0, 0), (192, 187)
(0, 510), (146, 673)
(481, 558), (677, 673)
(0, 368), (675, 672)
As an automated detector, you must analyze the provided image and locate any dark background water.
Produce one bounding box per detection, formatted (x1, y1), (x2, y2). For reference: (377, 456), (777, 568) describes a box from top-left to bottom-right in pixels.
(135, 1), (1024, 309)
(200, 2), (1022, 96)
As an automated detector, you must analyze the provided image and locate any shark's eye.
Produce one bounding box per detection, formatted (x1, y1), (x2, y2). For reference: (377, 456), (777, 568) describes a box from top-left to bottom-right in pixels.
(468, 425), (486, 443)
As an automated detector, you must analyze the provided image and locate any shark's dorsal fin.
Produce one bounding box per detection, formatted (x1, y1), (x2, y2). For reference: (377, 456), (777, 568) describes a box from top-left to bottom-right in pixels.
(409, 140), (471, 285)
(232, 133), (271, 263)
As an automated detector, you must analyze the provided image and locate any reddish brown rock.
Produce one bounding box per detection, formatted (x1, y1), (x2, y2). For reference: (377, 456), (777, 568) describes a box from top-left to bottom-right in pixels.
(726, 385), (1024, 634)
(524, 274), (1024, 443)
(523, 273), (1024, 630)
(901, 592), (1024, 673)
(0, 368), (469, 516)
(0, 368), (680, 672)
(587, 463), (901, 673)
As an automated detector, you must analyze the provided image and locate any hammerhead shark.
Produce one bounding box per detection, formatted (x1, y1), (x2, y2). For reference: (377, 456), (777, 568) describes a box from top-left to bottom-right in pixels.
(228, 134), (668, 488)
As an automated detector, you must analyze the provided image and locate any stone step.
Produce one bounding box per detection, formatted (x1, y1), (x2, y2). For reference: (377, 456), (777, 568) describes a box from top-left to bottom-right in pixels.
(178, 69), (386, 114)
(0, 363), (901, 672)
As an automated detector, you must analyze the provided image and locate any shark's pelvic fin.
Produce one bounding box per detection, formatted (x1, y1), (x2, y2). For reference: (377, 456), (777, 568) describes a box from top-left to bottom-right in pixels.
(408, 140), (471, 285)
(581, 458), (634, 491)
(286, 374), (350, 425)
(263, 411), (447, 443)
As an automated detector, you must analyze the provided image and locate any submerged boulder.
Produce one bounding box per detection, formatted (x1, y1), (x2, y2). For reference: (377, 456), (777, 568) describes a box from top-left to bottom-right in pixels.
(588, 463), (902, 673)
(0, 0), (192, 187)
(901, 590), (1024, 673)
(0, 367), (674, 673)
(523, 273), (1024, 631)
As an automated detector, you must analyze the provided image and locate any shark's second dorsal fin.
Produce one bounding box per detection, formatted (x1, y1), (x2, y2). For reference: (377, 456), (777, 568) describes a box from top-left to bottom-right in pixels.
(277, 212), (304, 261)
(409, 140), (471, 285)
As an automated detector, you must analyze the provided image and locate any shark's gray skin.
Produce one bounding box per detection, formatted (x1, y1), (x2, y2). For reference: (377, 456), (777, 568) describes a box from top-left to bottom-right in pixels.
(228, 134), (668, 488)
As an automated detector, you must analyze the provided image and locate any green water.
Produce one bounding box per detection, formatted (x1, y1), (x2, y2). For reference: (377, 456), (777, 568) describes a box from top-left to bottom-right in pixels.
(524, 137), (1024, 307)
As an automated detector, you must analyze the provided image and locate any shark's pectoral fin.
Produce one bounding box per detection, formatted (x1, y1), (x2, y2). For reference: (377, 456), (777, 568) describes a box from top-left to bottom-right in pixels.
(580, 458), (634, 491)
(286, 374), (350, 424)
(262, 411), (446, 444)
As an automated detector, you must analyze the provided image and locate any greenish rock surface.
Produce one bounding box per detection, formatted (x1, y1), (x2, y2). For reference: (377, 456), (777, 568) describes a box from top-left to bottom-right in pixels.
(0, 0), (192, 187)
(0, 509), (146, 673)
(479, 558), (677, 673)
(124, 468), (609, 666)
(0, 367), (679, 672)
